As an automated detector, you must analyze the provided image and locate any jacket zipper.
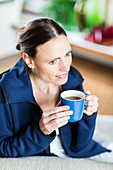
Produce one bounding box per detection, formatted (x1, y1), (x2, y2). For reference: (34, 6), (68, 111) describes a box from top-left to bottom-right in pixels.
(59, 128), (69, 156)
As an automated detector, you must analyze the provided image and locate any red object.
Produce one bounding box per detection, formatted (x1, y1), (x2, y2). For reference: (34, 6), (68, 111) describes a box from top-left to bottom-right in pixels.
(85, 25), (113, 46)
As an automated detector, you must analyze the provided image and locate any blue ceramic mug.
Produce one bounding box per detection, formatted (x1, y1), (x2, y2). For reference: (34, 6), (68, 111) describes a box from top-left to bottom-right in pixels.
(61, 90), (87, 122)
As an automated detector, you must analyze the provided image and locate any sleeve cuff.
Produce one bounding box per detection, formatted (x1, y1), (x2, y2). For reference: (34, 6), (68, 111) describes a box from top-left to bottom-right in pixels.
(83, 112), (97, 118)
(38, 123), (56, 139)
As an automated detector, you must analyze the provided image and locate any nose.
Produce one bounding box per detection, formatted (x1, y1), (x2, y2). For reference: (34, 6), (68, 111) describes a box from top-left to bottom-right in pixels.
(59, 59), (69, 72)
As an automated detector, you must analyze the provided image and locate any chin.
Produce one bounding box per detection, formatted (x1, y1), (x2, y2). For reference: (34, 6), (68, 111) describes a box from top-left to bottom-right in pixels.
(56, 77), (68, 85)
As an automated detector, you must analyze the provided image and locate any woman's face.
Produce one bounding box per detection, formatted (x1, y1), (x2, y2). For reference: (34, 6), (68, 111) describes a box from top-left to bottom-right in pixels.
(32, 34), (72, 86)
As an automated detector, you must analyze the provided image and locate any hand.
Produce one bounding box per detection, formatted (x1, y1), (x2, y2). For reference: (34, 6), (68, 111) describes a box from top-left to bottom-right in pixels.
(39, 105), (73, 135)
(83, 90), (99, 116)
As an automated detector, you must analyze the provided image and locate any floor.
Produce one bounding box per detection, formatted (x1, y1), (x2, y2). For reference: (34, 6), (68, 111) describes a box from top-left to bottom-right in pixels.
(0, 53), (113, 115)
(0, 54), (20, 73)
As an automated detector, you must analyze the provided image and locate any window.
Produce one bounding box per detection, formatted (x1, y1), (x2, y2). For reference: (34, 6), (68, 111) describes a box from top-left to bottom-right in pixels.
(0, 0), (14, 4)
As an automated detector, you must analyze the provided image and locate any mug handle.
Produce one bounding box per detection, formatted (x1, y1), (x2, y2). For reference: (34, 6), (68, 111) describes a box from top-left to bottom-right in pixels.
(84, 93), (89, 108)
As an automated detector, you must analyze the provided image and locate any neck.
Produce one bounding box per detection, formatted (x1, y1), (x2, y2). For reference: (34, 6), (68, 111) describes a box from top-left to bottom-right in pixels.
(29, 72), (60, 95)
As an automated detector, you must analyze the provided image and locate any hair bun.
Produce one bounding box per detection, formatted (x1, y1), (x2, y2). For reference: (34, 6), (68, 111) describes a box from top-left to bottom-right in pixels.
(16, 43), (21, 51)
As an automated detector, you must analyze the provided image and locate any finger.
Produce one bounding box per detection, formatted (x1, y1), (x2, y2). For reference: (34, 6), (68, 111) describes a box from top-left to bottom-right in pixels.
(51, 117), (70, 130)
(49, 110), (73, 121)
(86, 95), (98, 101)
(51, 115), (70, 125)
(85, 106), (98, 112)
(85, 100), (99, 107)
(83, 107), (98, 116)
(44, 110), (73, 124)
(56, 101), (61, 107)
(83, 110), (95, 116)
(43, 105), (70, 117)
(41, 115), (70, 135)
(85, 90), (91, 95)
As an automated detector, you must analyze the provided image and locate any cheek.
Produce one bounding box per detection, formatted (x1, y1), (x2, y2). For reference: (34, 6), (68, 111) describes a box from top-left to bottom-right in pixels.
(66, 57), (72, 66)
(40, 65), (57, 76)
(69, 57), (72, 65)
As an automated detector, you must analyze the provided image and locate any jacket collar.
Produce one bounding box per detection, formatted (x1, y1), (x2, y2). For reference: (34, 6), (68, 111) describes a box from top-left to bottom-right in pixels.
(62, 66), (84, 91)
(0, 58), (35, 104)
(0, 58), (84, 104)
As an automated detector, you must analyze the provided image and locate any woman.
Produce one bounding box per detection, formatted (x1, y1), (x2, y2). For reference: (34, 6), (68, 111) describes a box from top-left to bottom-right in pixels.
(0, 18), (110, 159)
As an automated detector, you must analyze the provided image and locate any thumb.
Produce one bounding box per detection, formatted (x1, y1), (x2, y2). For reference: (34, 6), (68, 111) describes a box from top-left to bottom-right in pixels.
(85, 90), (91, 95)
(56, 101), (61, 107)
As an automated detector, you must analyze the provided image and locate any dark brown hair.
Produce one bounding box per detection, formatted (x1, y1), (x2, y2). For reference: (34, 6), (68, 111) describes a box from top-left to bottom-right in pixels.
(16, 18), (67, 58)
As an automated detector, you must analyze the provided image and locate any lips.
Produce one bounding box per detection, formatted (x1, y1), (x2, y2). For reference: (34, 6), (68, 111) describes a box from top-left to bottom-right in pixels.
(56, 73), (68, 79)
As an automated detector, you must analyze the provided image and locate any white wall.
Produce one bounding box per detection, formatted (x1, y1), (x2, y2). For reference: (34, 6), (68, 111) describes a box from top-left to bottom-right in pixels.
(0, 0), (24, 59)
(108, 0), (113, 25)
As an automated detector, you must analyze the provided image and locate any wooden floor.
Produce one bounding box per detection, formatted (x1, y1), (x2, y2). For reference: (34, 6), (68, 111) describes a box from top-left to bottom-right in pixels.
(0, 53), (113, 115)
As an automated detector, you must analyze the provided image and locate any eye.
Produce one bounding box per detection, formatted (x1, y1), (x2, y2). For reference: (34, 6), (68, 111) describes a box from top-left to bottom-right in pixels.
(66, 51), (72, 57)
(48, 59), (57, 65)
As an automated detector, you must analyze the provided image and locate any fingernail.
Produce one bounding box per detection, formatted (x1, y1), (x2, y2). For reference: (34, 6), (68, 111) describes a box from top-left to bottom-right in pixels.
(67, 116), (70, 119)
(69, 111), (73, 115)
(66, 106), (70, 109)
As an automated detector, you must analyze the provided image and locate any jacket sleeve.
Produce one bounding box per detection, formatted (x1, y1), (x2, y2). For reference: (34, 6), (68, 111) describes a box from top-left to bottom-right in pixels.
(71, 112), (97, 152)
(71, 82), (97, 150)
(0, 89), (55, 157)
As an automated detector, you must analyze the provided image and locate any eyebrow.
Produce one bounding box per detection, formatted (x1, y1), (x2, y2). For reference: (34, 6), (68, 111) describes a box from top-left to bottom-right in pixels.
(47, 49), (72, 61)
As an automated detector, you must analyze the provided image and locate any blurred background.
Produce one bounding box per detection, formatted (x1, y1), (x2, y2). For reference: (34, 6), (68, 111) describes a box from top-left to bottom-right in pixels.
(0, 0), (113, 115)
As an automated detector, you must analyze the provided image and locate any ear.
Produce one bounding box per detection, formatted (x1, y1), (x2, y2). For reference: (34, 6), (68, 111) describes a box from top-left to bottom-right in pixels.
(22, 53), (35, 69)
